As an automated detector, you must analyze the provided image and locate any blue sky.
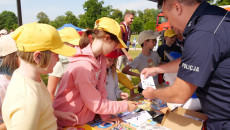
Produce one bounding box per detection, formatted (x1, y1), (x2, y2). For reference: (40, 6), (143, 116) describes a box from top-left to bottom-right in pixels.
(0, 0), (158, 24)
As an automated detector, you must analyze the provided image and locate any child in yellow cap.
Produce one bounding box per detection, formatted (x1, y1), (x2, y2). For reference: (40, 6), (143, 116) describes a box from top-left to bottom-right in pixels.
(2, 23), (76, 129)
(53, 17), (137, 128)
(157, 29), (182, 63)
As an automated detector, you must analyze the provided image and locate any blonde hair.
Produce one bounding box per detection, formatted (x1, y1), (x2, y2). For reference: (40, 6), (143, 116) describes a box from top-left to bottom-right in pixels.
(0, 52), (19, 75)
(79, 29), (119, 49)
(17, 51), (51, 68)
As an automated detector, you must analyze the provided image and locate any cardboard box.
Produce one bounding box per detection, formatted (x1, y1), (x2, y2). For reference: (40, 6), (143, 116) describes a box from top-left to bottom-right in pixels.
(161, 107), (208, 130)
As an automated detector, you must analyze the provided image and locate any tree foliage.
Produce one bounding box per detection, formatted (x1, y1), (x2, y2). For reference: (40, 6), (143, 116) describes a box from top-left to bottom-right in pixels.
(49, 11), (78, 29)
(37, 12), (50, 24)
(214, 0), (230, 6)
(49, 15), (65, 28)
(64, 11), (78, 27)
(0, 11), (18, 30)
(78, 0), (112, 29)
(110, 9), (123, 23)
(144, 21), (155, 30)
(131, 17), (143, 34)
(1, 0), (163, 34)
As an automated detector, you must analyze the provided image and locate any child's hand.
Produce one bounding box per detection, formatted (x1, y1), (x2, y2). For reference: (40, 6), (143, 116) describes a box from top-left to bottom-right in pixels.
(120, 92), (129, 100)
(54, 111), (78, 125)
(103, 116), (121, 125)
(126, 101), (138, 112)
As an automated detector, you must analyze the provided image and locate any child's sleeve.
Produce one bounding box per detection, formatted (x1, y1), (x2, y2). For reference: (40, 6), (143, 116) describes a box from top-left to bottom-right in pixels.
(114, 74), (122, 98)
(73, 62), (128, 115)
(128, 57), (140, 70)
(8, 94), (40, 129)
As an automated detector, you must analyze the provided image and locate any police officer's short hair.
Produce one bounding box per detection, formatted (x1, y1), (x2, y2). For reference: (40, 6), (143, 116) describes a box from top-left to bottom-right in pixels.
(157, 0), (202, 9)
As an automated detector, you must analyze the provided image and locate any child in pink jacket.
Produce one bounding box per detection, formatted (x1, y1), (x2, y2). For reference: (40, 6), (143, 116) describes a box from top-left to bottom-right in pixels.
(53, 17), (137, 128)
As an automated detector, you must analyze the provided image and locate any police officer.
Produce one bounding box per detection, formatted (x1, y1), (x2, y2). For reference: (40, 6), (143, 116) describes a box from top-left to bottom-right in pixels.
(142, 0), (230, 129)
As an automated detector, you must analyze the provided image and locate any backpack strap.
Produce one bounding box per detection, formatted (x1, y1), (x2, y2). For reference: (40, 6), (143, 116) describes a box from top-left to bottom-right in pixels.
(120, 24), (126, 34)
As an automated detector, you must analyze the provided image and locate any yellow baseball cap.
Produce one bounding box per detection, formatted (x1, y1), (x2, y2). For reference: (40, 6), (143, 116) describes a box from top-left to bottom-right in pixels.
(164, 29), (176, 37)
(11, 23), (76, 57)
(58, 27), (81, 46)
(94, 17), (127, 48)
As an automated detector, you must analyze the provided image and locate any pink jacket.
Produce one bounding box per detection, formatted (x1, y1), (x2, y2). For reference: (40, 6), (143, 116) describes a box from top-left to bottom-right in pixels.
(53, 44), (128, 127)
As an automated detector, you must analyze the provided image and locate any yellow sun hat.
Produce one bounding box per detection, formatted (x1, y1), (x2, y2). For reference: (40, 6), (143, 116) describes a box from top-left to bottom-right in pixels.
(58, 27), (81, 46)
(94, 17), (127, 48)
(11, 22), (76, 57)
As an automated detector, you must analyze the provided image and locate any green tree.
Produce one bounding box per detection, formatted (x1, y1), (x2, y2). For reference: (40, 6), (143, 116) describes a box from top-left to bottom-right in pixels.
(37, 12), (50, 24)
(78, 14), (87, 29)
(144, 21), (155, 30)
(78, 0), (112, 29)
(0, 11), (18, 30)
(49, 15), (65, 29)
(110, 9), (123, 23)
(64, 11), (78, 26)
(214, 0), (230, 6)
(141, 8), (159, 31)
(142, 9), (159, 24)
(132, 17), (143, 34)
(137, 10), (144, 20)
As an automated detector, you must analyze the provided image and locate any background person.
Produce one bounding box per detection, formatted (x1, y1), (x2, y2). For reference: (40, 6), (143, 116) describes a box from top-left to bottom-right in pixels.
(143, 0), (230, 129)
(117, 12), (134, 71)
(105, 51), (129, 101)
(122, 30), (161, 93)
(0, 35), (19, 130)
(157, 29), (182, 63)
(0, 29), (8, 37)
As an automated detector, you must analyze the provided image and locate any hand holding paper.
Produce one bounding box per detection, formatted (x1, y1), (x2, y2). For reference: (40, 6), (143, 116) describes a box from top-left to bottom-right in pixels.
(141, 74), (156, 90)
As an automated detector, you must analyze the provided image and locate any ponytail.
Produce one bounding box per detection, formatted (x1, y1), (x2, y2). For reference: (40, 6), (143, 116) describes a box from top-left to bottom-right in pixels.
(79, 29), (94, 49)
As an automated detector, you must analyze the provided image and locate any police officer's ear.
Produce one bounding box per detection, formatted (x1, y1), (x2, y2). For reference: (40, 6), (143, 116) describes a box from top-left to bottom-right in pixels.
(172, 1), (182, 16)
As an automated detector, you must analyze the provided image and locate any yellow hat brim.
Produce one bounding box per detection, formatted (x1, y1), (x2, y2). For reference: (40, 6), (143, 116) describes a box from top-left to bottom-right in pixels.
(68, 38), (80, 46)
(118, 37), (127, 48)
(51, 44), (76, 57)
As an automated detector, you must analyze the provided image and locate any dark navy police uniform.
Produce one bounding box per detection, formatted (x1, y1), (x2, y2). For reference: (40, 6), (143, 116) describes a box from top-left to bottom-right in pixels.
(177, 2), (230, 130)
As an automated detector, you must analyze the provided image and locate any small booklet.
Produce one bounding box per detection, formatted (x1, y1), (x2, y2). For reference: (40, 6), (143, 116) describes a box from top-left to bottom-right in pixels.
(141, 74), (156, 89)
(121, 110), (152, 127)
